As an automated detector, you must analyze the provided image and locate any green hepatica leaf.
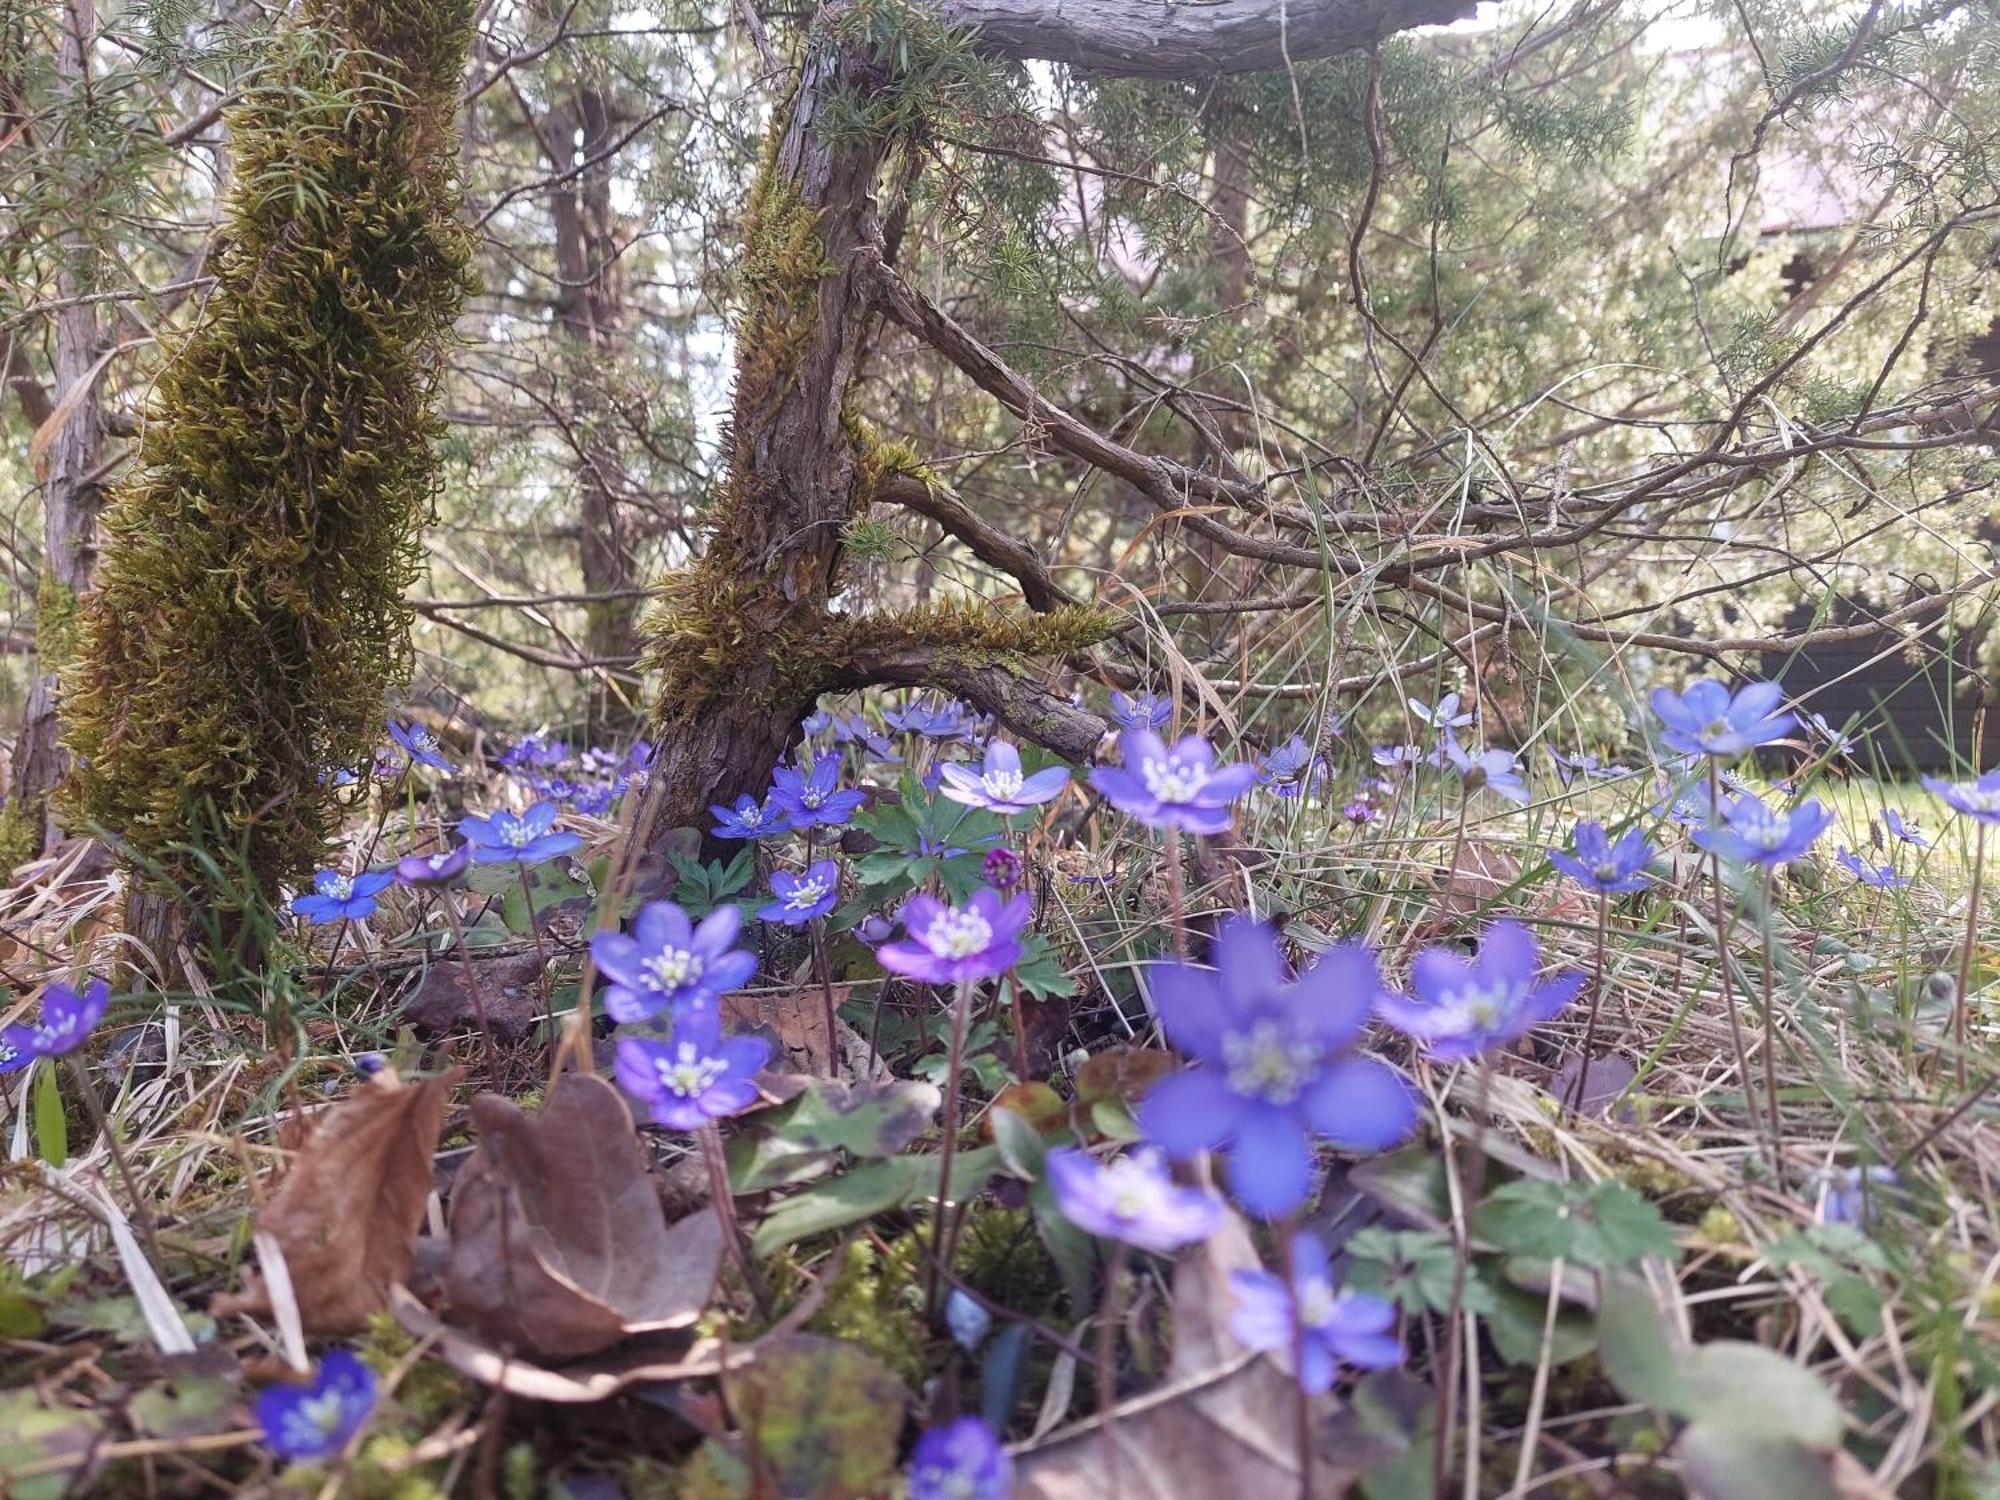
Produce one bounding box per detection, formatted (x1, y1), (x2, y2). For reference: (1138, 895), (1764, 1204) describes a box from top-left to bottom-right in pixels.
(1679, 1342), (1842, 1448)
(129, 1373), (239, 1440)
(1483, 1283), (1596, 1368)
(752, 1148), (1000, 1259)
(783, 1078), (942, 1158)
(32, 1062), (65, 1168)
(1347, 1228), (1466, 1316)
(1676, 1425), (1844, 1500)
(723, 1334), (908, 1500)
(1015, 931), (1078, 1000)
(0, 1391), (105, 1500)
(1596, 1276), (1692, 1412)
(1473, 1179), (1677, 1270)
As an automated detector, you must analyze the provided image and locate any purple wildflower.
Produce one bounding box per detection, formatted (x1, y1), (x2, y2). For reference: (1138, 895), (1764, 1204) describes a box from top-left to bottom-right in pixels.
(589, 900), (757, 1024)
(292, 869), (394, 924)
(1549, 821), (1653, 895)
(1045, 1146), (1223, 1253)
(1376, 920), (1585, 1062)
(388, 719), (454, 773)
(1835, 848), (1908, 889)
(1650, 678), (1795, 759)
(1372, 743), (1422, 772)
(710, 793), (790, 841)
(1107, 690), (1172, 730)
(1880, 809), (1927, 847)
(760, 860), (840, 925)
(1229, 1232), (1404, 1393)
(1694, 794), (1832, 866)
(981, 846), (1023, 892)
(1442, 736), (1530, 805)
(769, 752), (867, 831)
(908, 1417), (1012, 1500)
(1818, 1164), (1898, 1227)
(1923, 769), (2000, 826)
(613, 1011), (769, 1129)
(0, 978), (111, 1072)
(1089, 729), (1256, 835)
(1136, 919), (1418, 1218)
(875, 888), (1032, 985)
(255, 1349), (378, 1463)
(1257, 735), (1325, 798)
(938, 740), (1069, 814)
(459, 801), (582, 866)
(885, 697), (969, 740)
(1409, 692), (1475, 733)
(392, 843), (471, 888)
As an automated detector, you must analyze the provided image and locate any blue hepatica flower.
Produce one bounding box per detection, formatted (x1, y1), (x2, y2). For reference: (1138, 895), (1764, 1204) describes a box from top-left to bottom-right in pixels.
(769, 752), (867, 831)
(1410, 692), (1476, 733)
(1549, 821), (1654, 895)
(1229, 1231), (1404, 1393)
(614, 1010), (769, 1130)
(1923, 769), (2000, 826)
(1654, 777), (1717, 830)
(0, 978), (112, 1073)
(1257, 734), (1325, 798)
(387, 719), (454, 773)
(709, 793), (790, 842)
(1548, 748), (1616, 786)
(1108, 690), (1173, 731)
(1836, 848), (1908, 889)
(1879, 808), (1927, 847)
(1805, 710), (1857, 760)
(939, 739), (1070, 814)
(760, 859), (840, 925)
(1694, 793), (1832, 866)
(590, 899), (757, 1024)
(1819, 1165), (1898, 1228)
(1090, 729), (1257, 835)
(1136, 918), (1418, 1219)
(907, 1417), (1013, 1500)
(1443, 736), (1531, 805)
(884, 697), (969, 741)
(459, 800), (582, 865)
(1650, 677), (1795, 759)
(1045, 1146), (1223, 1254)
(392, 843), (471, 889)
(876, 888), (1031, 985)
(292, 868), (393, 924)
(255, 1349), (378, 1463)
(1377, 920), (1585, 1063)
(1372, 743), (1422, 772)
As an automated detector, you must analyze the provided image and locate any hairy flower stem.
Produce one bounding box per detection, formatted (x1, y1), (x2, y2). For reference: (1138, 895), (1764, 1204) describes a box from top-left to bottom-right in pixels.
(1953, 823), (1986, 1092)
(1097, 1238), (1128, 1500)
(1281, 1222), (1313, 1499)
(1435, 1057), (1493, 1497)
(68, 1056), (162, 1271)
(1162, 828), (1187, 959)
(1756, 868), (1785, 1160)
(925, 976), (976, 1323)
(810, 918), (840, 1077)
(699, 1122), (769, 1319)
(515, 862), (553, 1035)
(442, 896), (503, 1093)
(1706, 762), (1760, 1162)
(1566, 894), (1611, 1114)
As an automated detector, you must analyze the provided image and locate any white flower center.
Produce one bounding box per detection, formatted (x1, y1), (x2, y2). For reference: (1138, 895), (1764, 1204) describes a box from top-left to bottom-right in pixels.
(785, 875), (832, 910)
(1436, 980), (1518, 1034)
(410, 729), (436, 751)
(657, 1042), (726, 1098)
(925, 908), (994, 959)
(280, 1389), (350, 1451)
(499, 817), (534, 848)
(1222, 1020), (1320, 1105)
(325, 875), (355, 901)
(1295, 1279), (1340, 1329)
(0, 1037), (17, 1066)
(1141, 754), (1207, 803)
(1737, 808), (1788, 850)
(1593, 861), (1624, 884)
(643, 948), (703, 992)
(1102, 1157), (1167, 1222)
(800, 787), (825, 809)
(1951, 783), (2000, 813)
(428, 853), (457, 872)
(983, 769), (1025, 799)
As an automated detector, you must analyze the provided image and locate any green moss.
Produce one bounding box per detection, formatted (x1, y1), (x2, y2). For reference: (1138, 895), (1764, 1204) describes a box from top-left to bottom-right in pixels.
(807, 1236), (930, 1388)
(0, 801), (38, 873)
(59, 0), (476, 897)
(33, 575), (79, 669)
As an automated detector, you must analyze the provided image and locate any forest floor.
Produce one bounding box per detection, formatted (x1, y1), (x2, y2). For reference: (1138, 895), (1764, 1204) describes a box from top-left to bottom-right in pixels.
(0, 711), (1992, 1498)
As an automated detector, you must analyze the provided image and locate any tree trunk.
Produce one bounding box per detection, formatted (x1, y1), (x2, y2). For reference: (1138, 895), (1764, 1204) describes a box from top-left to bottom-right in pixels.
(7, 0), (104, 863)
(549, 88), (641, 735)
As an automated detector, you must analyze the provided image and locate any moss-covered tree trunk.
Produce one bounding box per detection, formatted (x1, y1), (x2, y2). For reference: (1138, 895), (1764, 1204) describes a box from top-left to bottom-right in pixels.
(61, 0), (476, 914)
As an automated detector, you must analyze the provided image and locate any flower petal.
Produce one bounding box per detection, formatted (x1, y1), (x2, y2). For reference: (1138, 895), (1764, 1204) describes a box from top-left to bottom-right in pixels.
(1300, 1056), (1419, 1152)
(1222, 1104), (1313, 1218)
(1135, 1066), (1237, 1157)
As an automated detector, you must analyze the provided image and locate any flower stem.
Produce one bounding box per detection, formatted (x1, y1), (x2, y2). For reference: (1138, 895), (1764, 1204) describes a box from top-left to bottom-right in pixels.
(1435, 1056), (1492, 1498)
(514, 862), (552, 1038)
(1162, 828), (1187, 959)
(699, 1122), (770, 1320)
(1566, 894), (1611, 1114)
(1097, 1238), (1128, 1500)
(1706, 762), (1758, 1158)
(443, 896), (503, 1093)
(1954, 822), (1986, 1093)
(1757, 867), (1785, 1164)
(925, 976), (976, 1323)
(810, 918), (840, 1078)
(1282, 1223), (1313, 1500)
(68, 1056), (162, 1271)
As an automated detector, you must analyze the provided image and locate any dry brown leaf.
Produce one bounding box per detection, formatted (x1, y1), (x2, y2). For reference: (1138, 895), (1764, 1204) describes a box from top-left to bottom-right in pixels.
(215, 1067), (458, 1333)
(723, 986), (868, 1077)
(403, 950), (548, 1043)
(1012, 1212), (1394, 1498)
(1436, 840), (1590, 924)
(442, 1072), (721, 1359)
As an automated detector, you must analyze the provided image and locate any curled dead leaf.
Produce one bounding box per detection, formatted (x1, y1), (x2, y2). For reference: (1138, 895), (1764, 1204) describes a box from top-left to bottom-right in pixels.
(214, 1068), (458, 1334)
(404, 950), (549, 1043)
(443, 1072), (722, 1359)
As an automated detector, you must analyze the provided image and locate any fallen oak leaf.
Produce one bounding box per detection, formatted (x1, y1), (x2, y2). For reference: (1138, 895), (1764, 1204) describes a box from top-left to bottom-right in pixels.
(214, 1067), (459, 1334)
(443, 1071), (722, 1359)
(403, 950), (549, 1044)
